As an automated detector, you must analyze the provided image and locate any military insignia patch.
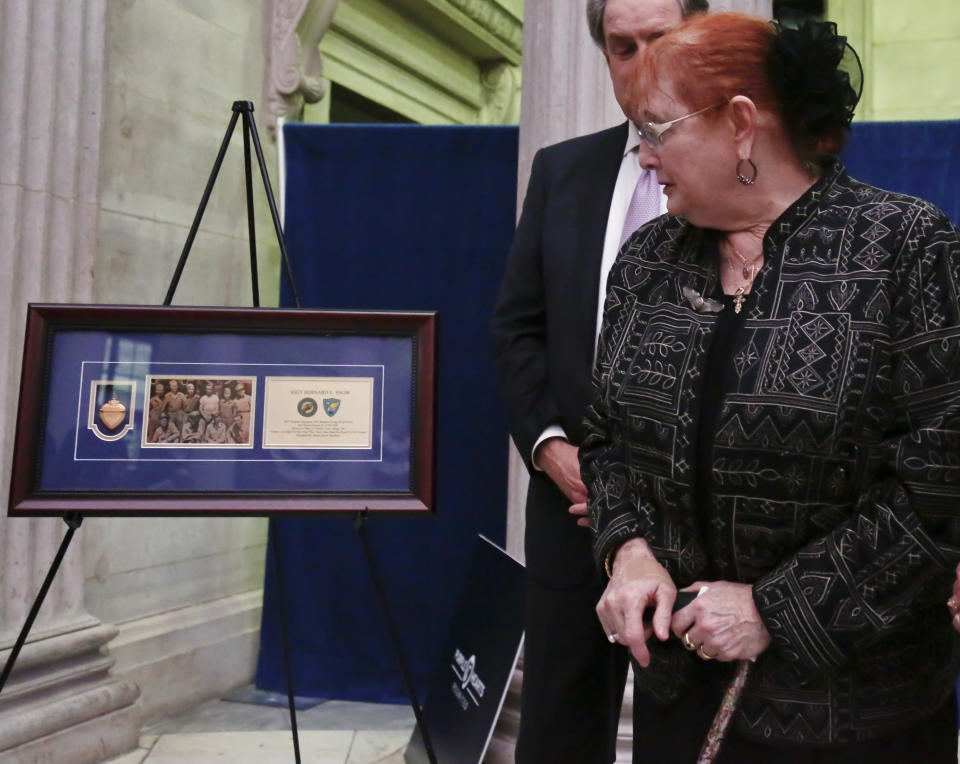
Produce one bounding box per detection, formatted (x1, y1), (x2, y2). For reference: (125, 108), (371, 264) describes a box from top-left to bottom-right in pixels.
(297, 397), (318, 417)
(323, 398), (341, 417)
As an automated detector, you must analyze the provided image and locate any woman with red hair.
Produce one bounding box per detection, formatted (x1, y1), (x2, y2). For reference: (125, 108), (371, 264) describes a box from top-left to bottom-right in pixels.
(583, 12), (960, 762)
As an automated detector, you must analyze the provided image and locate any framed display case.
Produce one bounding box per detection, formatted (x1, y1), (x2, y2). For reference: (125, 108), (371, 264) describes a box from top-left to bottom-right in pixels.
(8, 304), (435, 515)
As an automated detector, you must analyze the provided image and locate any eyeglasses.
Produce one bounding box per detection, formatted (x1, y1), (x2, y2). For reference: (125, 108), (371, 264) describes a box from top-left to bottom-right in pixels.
(635, 103), (722, 147)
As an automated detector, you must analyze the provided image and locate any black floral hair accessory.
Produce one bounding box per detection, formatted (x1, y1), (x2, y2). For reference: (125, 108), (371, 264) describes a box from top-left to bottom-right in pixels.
(768, 16), (863, 136)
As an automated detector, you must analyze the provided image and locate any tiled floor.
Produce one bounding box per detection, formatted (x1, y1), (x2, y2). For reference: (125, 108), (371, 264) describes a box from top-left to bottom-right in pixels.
(105, 689), (416, 764)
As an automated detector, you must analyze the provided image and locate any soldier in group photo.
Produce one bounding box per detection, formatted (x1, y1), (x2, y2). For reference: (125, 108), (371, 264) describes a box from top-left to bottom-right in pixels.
(179, 410), (205, 443)
(149, 412), (180, 444)
(164, 378), (187, 428)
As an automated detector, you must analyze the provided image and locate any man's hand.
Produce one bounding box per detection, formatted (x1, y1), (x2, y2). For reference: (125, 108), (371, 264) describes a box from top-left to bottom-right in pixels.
(569, 501), (591, 528)
(535, 437), (587, 505)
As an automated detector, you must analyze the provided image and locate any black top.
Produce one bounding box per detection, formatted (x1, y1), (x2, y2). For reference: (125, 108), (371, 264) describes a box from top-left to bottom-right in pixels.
(693, 285), (748, 573)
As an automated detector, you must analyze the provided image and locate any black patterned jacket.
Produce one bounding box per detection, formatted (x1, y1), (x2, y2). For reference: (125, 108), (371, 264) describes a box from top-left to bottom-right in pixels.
(582, 162), (960, 745)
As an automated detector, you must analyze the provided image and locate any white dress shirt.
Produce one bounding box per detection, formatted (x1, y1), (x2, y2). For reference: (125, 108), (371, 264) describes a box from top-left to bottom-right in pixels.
(532, 126), (668, 467)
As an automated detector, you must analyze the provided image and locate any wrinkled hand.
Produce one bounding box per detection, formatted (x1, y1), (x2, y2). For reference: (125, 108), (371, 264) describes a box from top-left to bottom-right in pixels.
(535, 437), (587, 506)
(670, 581), (771, 662)
(596, 538), (676, 667)
(948, 561), (960, 633)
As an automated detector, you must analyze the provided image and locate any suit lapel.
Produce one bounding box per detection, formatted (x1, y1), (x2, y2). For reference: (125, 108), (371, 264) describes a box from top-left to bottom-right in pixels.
(573, 122), (629, 360)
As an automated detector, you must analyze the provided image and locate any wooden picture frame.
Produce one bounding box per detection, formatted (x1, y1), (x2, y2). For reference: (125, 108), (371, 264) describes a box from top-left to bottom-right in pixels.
(8, 304), (435, 516)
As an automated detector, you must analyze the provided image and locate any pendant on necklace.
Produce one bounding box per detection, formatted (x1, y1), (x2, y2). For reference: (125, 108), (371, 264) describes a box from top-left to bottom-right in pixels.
(731, 247), (761, 282)
(733, 287), (746, 314)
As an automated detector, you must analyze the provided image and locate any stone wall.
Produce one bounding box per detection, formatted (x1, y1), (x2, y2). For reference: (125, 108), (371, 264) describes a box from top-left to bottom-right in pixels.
(1, 2), (281, 758)
(308, 0), (522, 126)
(0, 2), (142, 760)
(829, 0), (960, 121)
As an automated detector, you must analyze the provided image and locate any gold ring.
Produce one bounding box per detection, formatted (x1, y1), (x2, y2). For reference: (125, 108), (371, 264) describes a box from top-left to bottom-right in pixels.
(682, 631), (697, 651)
(696, 645), (715, 661)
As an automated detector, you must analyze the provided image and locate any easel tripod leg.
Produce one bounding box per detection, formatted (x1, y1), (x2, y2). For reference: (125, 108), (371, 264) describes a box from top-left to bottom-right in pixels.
(269, 519), (303, 764)
(163, 109), (241, 305)
(354, 510), (438, 764)
(241, 112), (261, 307)
(245, 109), (302, 309)
(0, 512), (83, 698)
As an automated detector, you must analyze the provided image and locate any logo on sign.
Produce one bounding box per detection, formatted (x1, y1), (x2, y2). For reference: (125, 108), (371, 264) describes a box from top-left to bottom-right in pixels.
(450, 649), (486, 710)
(323, 398), (341, 417)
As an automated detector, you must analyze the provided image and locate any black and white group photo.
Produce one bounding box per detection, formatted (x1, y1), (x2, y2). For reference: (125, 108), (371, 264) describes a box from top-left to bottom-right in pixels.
(142, 376), (256, 447)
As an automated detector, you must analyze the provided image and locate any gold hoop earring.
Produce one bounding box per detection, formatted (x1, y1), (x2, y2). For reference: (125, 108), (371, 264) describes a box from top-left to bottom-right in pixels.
(736, 157), (758, 186)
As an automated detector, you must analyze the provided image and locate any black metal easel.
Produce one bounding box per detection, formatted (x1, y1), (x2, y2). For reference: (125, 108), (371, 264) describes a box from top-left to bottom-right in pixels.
(163, 100), (300, 309)
(0, 512), (83, 697)
(1, 100), (436, 764)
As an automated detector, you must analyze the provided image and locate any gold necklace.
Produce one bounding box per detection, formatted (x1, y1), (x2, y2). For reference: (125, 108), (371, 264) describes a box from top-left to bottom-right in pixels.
(726, 246), (762, 315)
(729, 248), (763, 280)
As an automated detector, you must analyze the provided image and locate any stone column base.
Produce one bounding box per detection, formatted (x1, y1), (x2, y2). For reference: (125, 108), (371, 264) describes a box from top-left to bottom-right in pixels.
(107, 590), (262, 724)
(0, 623), (141, 763)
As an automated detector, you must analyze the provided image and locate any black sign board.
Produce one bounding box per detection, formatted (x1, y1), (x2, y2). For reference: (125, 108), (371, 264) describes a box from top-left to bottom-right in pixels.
(405, 535), (524, 763)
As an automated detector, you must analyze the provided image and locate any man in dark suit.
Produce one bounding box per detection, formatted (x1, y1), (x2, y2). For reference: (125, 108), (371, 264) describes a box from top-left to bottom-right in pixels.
(491, 0), (707, 761)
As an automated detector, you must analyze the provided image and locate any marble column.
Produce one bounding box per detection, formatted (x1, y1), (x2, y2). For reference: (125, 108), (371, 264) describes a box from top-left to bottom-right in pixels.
(492, 1), (772, 761)
(0, 2), (140, 761)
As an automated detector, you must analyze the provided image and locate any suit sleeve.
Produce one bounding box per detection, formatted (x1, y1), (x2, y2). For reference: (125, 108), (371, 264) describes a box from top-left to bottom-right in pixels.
(491, 149), (563, 473)
(753, 206), (960, 674)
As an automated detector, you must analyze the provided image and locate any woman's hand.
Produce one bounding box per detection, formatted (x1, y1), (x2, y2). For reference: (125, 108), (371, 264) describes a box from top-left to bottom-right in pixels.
(670, 581), (771, 662)
(596, 538), (676, 668)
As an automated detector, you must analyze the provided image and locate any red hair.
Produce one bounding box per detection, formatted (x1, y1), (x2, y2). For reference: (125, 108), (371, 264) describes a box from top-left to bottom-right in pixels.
(632, 13), (847, 164)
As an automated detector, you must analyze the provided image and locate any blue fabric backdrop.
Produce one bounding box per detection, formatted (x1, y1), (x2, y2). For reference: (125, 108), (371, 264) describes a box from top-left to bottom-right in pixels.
(255, 124), (518, 703)
(843, 120), (960, 223)
(843, 120), (960, 711)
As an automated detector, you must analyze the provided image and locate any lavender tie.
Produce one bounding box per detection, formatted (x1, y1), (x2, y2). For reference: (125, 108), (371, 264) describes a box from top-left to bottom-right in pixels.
(619, 165), (661, 249)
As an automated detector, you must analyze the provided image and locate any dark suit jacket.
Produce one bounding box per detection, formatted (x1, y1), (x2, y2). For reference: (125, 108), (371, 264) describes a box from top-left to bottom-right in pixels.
(491, 123), (628, 587)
